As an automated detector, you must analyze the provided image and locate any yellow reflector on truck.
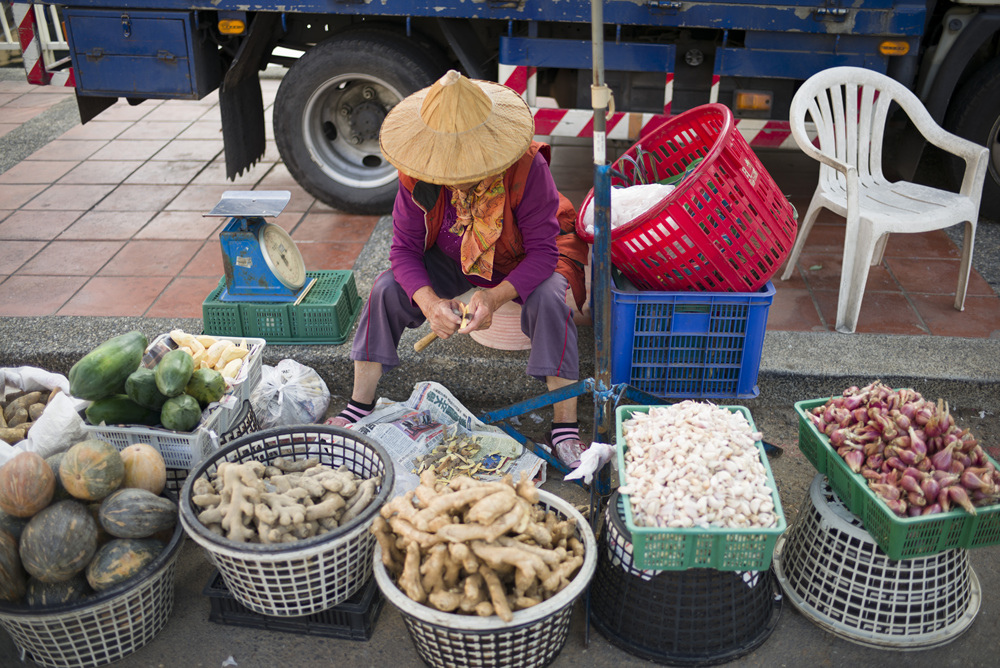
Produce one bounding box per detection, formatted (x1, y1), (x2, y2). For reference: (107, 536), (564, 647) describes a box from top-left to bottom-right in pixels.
(218, 19), (246, 34)
(734, 91), (772, 112)
(880, 41), (910, 56)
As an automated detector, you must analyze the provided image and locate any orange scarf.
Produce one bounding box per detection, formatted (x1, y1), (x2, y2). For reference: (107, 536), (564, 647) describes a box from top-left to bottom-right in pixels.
(448, 174), (505, 279)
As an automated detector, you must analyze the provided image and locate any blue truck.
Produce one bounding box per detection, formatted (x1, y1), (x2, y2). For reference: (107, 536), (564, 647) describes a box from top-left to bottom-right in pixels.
(12, 0), (1000, 218)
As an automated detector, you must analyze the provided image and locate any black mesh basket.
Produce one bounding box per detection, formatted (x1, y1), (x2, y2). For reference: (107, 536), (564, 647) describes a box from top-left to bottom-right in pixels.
(589, 492), (782, 666)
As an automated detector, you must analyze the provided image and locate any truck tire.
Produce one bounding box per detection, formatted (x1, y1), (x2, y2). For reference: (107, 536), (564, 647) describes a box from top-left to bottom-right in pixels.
(274, 30), (447, 214)
(944, 56), (1000, 221)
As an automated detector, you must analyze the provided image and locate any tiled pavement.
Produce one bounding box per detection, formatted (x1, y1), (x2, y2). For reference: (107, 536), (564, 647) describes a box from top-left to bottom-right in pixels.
(1, 70), (998, 338)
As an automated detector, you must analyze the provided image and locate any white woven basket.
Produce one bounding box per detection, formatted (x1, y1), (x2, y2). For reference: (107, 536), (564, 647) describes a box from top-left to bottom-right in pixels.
(0, 502), (185, 668)
(373, 489), (597, 668)
(179, 425), (394, 617)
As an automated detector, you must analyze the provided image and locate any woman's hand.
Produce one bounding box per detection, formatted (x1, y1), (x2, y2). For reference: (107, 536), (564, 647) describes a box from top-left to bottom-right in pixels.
(461, 281), (519, 333)
(414, 287), (463, 339)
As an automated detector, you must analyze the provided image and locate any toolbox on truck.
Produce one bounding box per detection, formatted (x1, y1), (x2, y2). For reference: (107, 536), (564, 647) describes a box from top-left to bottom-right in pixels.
(63, 9), (222, 99)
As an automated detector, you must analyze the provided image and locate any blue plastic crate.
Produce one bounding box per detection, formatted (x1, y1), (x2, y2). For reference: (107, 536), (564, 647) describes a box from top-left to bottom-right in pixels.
(609, 275), (774, 399)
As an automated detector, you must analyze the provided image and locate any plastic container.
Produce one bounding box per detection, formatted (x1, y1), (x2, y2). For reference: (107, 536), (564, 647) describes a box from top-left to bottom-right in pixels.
(178, 425), (394, 617)
(575, 103), (797, 293)
(616, 404), (786, 570)
(609, 271), (773, 398)
(202, 270), (363, 345)
(794, 396), (1000, 560)
(203, 570), (384, 641)
(0, 494), (185, 668)
(372, 490), (596, 668)
(773, 475), (981, 649)
(590, 494), (782, 666)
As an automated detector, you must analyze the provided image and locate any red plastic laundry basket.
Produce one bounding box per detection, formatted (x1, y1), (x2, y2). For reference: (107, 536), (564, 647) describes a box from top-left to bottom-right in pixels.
(576, 104), (798, 292)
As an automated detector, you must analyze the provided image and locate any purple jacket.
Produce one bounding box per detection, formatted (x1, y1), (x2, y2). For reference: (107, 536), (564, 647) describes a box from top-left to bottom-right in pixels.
(388, 152), (561, 305)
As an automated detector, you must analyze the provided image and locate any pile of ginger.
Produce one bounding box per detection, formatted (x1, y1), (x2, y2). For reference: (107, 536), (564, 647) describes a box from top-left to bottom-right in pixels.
(373, 470), (585, 622)
(191, 456), (381, 544)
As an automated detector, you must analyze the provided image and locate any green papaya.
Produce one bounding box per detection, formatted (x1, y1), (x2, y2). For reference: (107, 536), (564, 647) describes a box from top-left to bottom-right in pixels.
(154, 349), (195, 398)
(125, 367), (170, 410)
(160, 394), (201, 432)
(185, 368), (226, 406)
(85, 395), (160, 427)
(68, 331), (147, 401)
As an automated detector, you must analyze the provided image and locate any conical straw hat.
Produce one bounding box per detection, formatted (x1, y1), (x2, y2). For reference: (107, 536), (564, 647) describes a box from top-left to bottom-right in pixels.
(379, 70), (534, 186)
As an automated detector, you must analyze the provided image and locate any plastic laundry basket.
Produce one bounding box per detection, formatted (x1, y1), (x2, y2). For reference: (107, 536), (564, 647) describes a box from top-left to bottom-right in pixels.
(576, 103), (797, 292)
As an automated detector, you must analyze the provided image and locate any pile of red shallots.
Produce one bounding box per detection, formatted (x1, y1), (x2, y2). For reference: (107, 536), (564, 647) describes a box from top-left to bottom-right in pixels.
(807, 380), (998, 518)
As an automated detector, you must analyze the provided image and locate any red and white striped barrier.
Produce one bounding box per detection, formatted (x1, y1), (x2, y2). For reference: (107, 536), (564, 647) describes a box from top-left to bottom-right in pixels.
(14, 2), (74, 87)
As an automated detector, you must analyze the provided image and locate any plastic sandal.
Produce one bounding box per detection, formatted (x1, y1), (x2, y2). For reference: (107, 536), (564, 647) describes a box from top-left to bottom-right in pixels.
(324, 415), (353, 428)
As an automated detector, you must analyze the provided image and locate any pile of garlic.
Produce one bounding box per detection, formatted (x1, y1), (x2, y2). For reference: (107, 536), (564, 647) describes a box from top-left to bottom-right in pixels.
(619, 401), (777, 530)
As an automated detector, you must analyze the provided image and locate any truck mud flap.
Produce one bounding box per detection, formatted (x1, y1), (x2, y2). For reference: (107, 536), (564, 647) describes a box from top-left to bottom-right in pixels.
(220, 13), (280, 180)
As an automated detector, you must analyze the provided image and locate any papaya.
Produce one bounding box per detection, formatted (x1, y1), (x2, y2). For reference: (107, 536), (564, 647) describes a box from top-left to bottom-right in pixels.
(160, 394), (201, 432)
(125, 367), (170, 411)
(69, 331), (147, 401)
(185, 368), (226, 406)
(155, 349), (195, 398)
(85, 395), (160, 427)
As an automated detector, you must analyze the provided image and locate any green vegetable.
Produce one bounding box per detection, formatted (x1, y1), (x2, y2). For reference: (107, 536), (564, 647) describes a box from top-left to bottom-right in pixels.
(154, 349), (195, 398)
(68, 331), (147, 401)
(185, 368), (226, 406)
(85, 395), (160, 427)
(125, 367), (170, 410)
(160, 394), (201, 432)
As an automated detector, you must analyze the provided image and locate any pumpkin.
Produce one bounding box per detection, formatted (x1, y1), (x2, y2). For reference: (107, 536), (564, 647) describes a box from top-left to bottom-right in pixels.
(0, 528), (26, 603)
(25, 573), (90, 608)
(99, 488), (176, 539)
(60, 439), (125, 502)
(86, 538), (163, 592)
(0, 510), (29, 541)
(19, 500), (98, 583)
(0, 451), (55, 518)
(45, 452), (74, 502)
(119, 443), (167, 495)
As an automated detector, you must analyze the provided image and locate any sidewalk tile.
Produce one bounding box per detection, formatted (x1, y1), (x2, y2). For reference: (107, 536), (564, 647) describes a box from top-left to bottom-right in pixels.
(1, 107), (48, 123)
(0, 184), (47, 209)
(176, 121), (223, 140)
(797, 252), (899, 292)
(153, 139), (224, 162)
(883, 229), (962, 259)
(914, 293), (1000, 338)
(165, 185), (238, 212)
(813, 289), (928, 335)
(136, 211), (222, 240)
(0, 210), (80, 239)
(144, 105), (215, 122)
(18, 240), (124, 275)
(886, 257), (995, 296)
(0, 81), (36, 94)
(0, 123), (16, 138)
(124, 161), (205, 186)
(0, 161), (77, 184)
(0, 275), (86, 316)
(5, 92), (65, 109)
(188, 160), (267, 186)
(56, 276), (171, 316)
(297, 241), (366, 271)
(59, 160), (143, 185)
(766, 287), (827, 332)
(100, 240), (202, 276)
(59, 210), (157, 240)
(118, 121), (192, 141)
(90, 139), (171, 162)
(22, 184), (116, 211)
(147, 276), (222, 318)
(59, 120), (133, 141)
(182, 240), (225, 277)
(96, 184), (184, 212)
(94, 102), (156, 122)
(27, 139), (106, 162)
(0, 240), (46, 274)
(293, 212), (380, 243)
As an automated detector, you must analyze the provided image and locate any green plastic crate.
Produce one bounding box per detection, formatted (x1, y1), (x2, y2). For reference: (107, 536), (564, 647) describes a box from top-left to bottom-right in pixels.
(615, 404), (787, 571)
(203, 270), (362, 345)
(795, 396), (1000, 561)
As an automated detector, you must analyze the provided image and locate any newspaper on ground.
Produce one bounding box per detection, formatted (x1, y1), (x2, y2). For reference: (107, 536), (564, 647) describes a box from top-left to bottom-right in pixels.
(348, 381), (546, 494)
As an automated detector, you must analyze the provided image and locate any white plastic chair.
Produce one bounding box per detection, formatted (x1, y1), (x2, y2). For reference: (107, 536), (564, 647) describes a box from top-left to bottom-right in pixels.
(780, 66), (989, 333)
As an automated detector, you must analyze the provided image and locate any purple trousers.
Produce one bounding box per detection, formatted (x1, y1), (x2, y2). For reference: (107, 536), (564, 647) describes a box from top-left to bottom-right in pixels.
(351, 247), (579, 381)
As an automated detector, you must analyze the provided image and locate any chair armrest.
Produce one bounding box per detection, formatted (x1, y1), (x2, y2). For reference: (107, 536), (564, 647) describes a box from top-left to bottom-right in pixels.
(904, 105), (990, 197)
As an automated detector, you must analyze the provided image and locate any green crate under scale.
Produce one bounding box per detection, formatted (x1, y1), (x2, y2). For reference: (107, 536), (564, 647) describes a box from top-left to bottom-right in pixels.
(795, 396), (1000, 561)
(203, 270), (362, 344)
(615, 404), (786, 571)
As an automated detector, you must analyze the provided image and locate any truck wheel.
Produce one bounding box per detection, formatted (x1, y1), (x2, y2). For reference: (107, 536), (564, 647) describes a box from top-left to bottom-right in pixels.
(944, 56), (1000, 221)
(274, 30), (446, 214)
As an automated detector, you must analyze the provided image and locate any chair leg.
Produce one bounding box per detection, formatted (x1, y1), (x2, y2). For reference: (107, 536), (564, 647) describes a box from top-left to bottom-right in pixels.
(780, 191), (824, 281)
(871, 233), (889, 265)
(836, 220), (879, 334)
(954, 220), (977, 311)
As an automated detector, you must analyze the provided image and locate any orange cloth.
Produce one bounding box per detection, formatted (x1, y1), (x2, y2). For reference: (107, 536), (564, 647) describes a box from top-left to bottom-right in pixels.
(448, 174), (505, 280)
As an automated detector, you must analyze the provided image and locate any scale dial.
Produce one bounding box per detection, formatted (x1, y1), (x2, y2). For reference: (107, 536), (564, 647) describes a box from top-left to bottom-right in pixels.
(258, 222), (306, 290)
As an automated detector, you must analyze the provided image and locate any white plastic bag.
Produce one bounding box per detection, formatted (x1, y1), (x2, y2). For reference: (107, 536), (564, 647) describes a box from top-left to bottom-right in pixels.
(0, 367), (88, 465)
(580, 183), (675, 235)
(250, 359), (331, 429)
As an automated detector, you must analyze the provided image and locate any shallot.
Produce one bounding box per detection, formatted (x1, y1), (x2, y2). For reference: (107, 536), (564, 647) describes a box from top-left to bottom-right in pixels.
(619, 401), (777, 530)
(809, 381), (999, 517)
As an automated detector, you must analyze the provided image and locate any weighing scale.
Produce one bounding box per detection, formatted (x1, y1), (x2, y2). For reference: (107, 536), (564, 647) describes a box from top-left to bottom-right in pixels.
(205, 190), (315, 303)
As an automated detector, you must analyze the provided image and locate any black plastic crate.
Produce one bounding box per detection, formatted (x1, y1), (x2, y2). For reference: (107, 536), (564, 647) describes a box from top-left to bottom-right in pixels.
(203, 570), (383, 641)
